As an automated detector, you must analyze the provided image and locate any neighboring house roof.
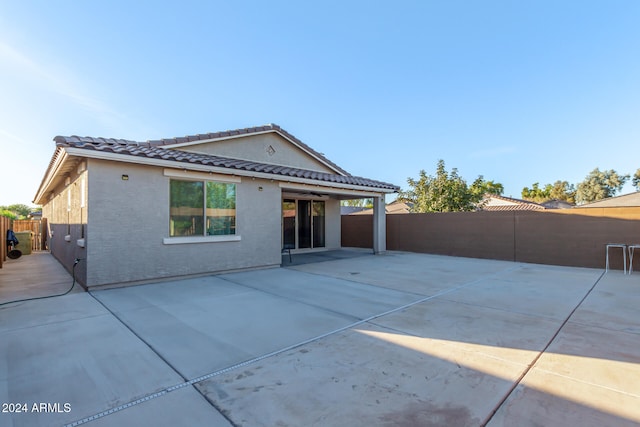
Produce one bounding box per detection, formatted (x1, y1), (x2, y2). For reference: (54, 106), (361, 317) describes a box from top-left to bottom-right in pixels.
(386, 201), (413, 214)
(346, 200), (413, 215)
(540, 199), (574, 209)
(480, 194), (546, 211)
(340, 206), (370, 215)
(577, 191), (640, 208)
(34, 124), (399, 204)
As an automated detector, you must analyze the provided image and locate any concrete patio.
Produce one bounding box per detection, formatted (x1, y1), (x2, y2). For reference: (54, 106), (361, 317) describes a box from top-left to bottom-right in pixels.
(1, 250), (639, 426)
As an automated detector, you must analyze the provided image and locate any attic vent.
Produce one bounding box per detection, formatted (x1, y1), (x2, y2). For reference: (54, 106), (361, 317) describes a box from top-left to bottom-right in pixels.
(266, 145), (276, 156)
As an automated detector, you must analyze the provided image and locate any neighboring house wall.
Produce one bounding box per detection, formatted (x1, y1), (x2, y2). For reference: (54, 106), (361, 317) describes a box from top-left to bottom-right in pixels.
(180, 133), (336, 174)
(85, 159), (281, 287)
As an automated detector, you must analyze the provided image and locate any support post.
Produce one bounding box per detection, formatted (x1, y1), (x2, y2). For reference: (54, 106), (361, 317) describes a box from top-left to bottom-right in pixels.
(372, 195), (386, 254)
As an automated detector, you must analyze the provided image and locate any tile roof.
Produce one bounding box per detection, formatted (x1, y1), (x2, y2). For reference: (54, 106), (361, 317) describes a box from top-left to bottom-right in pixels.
(146, 124), (350, 176)
(53, 133), (399, 191)
(481, 204), (545, 211)
(480, 194), (546, 211)
(576, 191), (640, 208)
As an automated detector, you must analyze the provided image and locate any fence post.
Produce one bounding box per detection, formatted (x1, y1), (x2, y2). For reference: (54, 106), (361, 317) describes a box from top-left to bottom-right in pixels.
(0, 216), (11, 268)
(41, 218), (48, 251)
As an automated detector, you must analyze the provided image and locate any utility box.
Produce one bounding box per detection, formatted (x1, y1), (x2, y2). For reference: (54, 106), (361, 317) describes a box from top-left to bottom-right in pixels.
(14, 231), (33, 255)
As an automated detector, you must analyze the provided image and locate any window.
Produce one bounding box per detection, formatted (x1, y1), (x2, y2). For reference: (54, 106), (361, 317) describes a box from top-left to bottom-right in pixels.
(170, 179), (236, 237)
(205, 182), (236, 235)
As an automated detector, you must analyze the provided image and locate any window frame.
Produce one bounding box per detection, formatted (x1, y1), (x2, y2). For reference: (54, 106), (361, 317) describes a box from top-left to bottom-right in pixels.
(163, 169), (241, 245)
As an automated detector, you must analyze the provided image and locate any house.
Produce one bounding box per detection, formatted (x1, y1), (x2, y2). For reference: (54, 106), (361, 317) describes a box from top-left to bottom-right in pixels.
(385, 200), (413, 214)
(340, 206), (370, 215)
(540, 199), (574, 209)
(577, 191), (640, 208)
(34, 124), (398, 288)
(479, 194), (546, 211)
(343, 200), (413, 215)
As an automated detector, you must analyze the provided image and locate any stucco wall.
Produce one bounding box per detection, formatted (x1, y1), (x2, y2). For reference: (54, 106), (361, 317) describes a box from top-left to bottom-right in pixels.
(85, 159), (282, 287)
(325, 198), (341, 249)
(41, 165), (88, 284)
(180, 133), (336, 174)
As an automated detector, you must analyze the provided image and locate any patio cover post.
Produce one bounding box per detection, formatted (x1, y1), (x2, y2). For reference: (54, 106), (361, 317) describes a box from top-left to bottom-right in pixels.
(373, 195), (386, 254)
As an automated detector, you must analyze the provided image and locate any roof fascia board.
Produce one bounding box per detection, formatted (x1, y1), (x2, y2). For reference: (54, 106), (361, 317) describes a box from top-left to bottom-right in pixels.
(278, 182), (385, 198)
(33, 148), (68, 204)
(63, 147), (396, 194)
(158, 129), (347, 176)
(163, 168), (241, 183)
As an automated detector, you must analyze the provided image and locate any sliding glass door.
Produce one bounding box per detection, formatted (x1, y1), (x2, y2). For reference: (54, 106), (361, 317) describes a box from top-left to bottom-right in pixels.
(312, 201), (325, 248)
(282, 199), (296, 248)
(282, 199), (325, 249)
(297, 200), (312, 248)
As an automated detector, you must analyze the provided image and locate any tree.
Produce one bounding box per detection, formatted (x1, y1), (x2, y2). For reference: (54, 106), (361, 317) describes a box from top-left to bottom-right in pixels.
(0, 209), (17, 220)
(340, 198), (373, 208)
(549, 180), (576, 204)
(0, 204), (32, 219)
(575, 168), (629, 204)
(471, 178), (504, 197)
(521, 182), (550, 203)
(522, 181), (575, 204)
(398, 160), (500, 212)
(633, 168), (640, 191)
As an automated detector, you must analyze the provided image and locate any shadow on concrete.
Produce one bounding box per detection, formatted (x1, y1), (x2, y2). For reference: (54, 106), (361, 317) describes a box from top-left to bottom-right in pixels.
(281, 248), (373, 266)
(2, 252), (639, 426)
(0, 251), (80, 305)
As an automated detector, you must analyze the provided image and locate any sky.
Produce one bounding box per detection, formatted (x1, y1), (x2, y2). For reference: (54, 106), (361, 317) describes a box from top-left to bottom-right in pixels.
(1, 0), (639, 207)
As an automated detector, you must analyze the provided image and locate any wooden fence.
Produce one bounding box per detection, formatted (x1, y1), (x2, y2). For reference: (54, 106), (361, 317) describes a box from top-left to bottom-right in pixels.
(13, 219), (46, 251)
(0, 216), (10, 268)
(342, 207), (640, 270)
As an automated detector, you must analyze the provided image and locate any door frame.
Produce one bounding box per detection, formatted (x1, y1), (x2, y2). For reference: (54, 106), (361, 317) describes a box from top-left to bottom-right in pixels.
(282, 197), (326, 251)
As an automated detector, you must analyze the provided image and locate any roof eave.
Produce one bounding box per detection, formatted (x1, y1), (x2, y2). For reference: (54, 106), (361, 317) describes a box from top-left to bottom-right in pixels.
(33, 147), (69, 205)
(154, 127), (350, 177)
(63, 147), (397, 194)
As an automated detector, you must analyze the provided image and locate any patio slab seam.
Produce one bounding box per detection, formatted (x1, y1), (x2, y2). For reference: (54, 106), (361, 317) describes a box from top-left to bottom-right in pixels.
(287, 260), (528, 297)
(218, 276), (364, 322)
(564, 318), (640, 337)
(363, 317), (535, 371)
(0, 312), (111, 334)
(480, 270), (606, 426)
(285, 266), (432, 297)
(64, 264), (524, 426)
(531, 367), (640, 399)
(435, 295), (588, 323)
(216, 273), (419, 323)
(58, 291), (236, 427)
